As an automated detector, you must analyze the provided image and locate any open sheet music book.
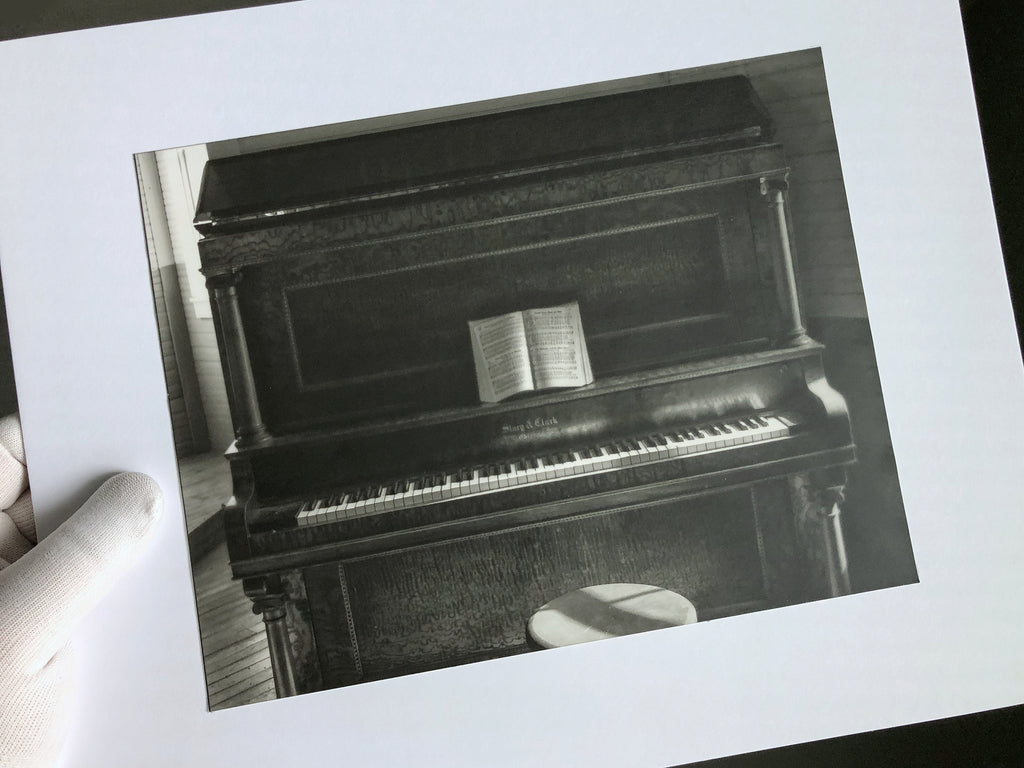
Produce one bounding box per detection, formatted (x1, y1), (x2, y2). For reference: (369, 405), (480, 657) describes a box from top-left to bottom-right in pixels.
(468, 302), (594, 403)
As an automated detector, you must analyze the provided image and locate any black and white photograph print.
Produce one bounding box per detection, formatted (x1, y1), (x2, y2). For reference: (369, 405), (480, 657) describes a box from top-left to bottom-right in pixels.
(134, 47), (916, 711)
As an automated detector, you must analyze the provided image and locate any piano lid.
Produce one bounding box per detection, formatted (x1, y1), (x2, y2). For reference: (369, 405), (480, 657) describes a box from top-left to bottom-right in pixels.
(194, 76), (773, 233)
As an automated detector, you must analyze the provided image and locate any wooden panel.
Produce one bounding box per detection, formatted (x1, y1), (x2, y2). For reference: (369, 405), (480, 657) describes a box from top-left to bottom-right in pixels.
(306, 483), (786, 686)
(283, 217), (729, 389)
(229, 167), (781, 435)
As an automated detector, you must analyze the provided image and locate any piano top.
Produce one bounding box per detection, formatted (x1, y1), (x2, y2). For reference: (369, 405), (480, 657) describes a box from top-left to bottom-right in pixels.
(194, 76), (773, 233)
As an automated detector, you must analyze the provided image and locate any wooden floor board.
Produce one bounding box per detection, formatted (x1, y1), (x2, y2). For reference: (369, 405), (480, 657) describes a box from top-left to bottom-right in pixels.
(205, 640), (269, 676)
(207, 651), (270, 687)
(209, 666), (276, 705)
(208, 657), (274, 697)
(199, 605), (262, 635)
(203, 633), (269, 669)
(219, 678), (278, 709)
(192, 540), (276, 710)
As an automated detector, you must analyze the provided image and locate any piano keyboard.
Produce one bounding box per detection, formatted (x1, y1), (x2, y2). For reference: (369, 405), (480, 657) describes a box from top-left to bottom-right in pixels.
(296, 414), (796, 527)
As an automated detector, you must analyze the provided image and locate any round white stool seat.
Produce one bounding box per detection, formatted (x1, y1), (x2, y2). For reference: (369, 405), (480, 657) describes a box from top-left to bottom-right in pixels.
(527, 583), (697, 649)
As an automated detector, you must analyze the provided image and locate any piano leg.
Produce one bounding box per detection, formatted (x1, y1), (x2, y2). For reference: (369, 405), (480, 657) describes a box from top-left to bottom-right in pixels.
(790, 470), (852, 600)
(244, 575), (299, 698)
(820, 485), (852, 598)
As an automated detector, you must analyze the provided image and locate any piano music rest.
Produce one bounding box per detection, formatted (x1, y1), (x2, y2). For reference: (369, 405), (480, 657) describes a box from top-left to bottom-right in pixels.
(527, 583), (697, 650)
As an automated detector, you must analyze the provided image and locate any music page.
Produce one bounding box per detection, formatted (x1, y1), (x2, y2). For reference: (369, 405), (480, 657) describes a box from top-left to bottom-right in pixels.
(523, 302), (594, 390)
(468, 311), (534, 402)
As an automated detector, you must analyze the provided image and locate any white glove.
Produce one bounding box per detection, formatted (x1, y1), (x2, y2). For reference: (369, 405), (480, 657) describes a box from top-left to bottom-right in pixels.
(0, 414), (163, 768)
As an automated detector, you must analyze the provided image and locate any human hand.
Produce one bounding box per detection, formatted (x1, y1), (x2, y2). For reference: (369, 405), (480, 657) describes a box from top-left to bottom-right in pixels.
(0, 414), (162, 767)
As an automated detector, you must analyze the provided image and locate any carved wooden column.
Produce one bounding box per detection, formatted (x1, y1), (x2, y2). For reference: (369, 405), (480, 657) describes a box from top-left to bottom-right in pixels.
(791, 470), (853, 600)
(760, 175), (812, 347)
(819, 484), (852, 598)
(207, 271), (271, 446)
(244, 576), (299, 698)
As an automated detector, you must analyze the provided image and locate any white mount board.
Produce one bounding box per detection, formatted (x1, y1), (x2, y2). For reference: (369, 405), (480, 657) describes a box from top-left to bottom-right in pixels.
(0, 2), (1021, 766)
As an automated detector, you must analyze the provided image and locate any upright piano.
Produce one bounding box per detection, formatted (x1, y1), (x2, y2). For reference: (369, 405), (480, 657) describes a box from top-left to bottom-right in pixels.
(194, 75), (855, 696)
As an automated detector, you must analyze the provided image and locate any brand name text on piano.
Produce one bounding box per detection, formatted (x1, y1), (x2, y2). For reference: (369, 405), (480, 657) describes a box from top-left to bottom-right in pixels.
(501, 416), (560, 436)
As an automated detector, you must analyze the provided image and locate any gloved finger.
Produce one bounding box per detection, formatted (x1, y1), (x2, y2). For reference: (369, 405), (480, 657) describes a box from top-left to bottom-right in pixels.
(0, 510), (32, 565)
(5, 490), (35, 544)
(0, 472), (162, 677)
(0, 643), (75, 768)
(0, 413), (28, 509)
